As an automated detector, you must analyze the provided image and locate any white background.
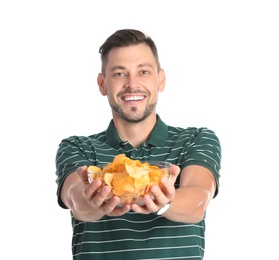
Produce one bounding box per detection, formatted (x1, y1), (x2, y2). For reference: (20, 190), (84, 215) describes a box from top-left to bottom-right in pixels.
(1, 1), (278, 259)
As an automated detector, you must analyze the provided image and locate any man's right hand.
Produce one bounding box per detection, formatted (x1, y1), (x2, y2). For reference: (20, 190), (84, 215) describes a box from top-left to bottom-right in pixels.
(61, 166), (131, 222)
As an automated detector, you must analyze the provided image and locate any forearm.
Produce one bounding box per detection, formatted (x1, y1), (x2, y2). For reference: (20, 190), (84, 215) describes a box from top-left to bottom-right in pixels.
(60, 172), (79, 209)
(164, 186), (213, 223)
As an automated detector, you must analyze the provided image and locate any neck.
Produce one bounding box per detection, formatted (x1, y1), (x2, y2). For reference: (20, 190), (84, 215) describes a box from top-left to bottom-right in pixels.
(113, 113), (157, 148)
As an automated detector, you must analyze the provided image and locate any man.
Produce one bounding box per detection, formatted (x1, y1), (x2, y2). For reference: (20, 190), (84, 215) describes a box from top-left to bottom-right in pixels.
(55, 29), (221, 259)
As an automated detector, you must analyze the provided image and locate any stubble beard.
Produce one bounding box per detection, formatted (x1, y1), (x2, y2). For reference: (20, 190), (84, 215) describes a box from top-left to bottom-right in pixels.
(111, 103), (157, 123)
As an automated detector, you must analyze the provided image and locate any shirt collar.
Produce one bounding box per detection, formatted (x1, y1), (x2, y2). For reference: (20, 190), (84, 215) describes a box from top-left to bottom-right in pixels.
(105, 114), (168, 149)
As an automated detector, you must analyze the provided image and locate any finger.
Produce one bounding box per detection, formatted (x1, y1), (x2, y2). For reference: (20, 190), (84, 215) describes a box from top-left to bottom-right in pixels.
(77, 166), (90, 184)
(103, 196), (123, 214)
(83, 178), (103, 199)
(130, 192), (161, 214)
(87, 183), (112, 207)
(131, 201), (152, 214)
(169, 164), (180, 183)
(147, 172), (176, 209)
(149, 185), (169, 207)
(107, 204), (131, 216)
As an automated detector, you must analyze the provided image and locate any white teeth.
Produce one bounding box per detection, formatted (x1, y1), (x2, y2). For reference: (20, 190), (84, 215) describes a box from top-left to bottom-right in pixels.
(124, 96), (144, 101)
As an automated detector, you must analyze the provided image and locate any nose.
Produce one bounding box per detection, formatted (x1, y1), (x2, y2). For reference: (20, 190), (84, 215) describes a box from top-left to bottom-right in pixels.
(124, 75), (139, 89)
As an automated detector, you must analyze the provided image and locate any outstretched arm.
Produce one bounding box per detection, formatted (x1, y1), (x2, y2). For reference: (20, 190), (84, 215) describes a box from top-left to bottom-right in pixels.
(132, 164), (216, 223)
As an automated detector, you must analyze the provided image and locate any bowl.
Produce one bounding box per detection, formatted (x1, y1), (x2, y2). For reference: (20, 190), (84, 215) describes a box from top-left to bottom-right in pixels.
(87, 160), (171, 207)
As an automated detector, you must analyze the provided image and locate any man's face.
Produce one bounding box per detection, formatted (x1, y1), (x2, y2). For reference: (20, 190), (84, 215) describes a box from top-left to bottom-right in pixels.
(98, 44), (165, 123)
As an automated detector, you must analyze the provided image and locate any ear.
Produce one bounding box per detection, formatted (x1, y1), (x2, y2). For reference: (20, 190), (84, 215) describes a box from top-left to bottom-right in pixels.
(158, 69), (166, 92)
(97, 73), (107, 96)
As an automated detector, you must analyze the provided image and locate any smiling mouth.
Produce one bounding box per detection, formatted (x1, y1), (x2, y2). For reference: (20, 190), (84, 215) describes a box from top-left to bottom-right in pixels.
(122, 95), (145, 102)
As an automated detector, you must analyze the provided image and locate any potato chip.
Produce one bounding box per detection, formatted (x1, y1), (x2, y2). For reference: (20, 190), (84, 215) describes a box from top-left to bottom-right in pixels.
(104, 173), (114, 187)
(87, 154), (171, 206)
(88, 165), (102, 173)
(125, 163), (149, 179)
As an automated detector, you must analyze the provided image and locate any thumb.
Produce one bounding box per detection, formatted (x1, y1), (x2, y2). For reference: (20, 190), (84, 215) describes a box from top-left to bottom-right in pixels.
(170, 164), (180, 182)
(77, 166), (89, 184)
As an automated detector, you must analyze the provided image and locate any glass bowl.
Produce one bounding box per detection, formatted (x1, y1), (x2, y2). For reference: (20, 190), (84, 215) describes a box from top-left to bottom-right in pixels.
(87, 160), (171, 207)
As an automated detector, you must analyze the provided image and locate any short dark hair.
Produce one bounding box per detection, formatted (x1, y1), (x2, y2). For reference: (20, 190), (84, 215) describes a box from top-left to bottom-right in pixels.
(99, 29), (161, 75)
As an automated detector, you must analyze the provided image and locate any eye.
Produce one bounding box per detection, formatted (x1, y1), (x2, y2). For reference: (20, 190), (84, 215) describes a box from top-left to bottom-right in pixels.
(114, 72), (125, 77)
(141, 70), (149, 75)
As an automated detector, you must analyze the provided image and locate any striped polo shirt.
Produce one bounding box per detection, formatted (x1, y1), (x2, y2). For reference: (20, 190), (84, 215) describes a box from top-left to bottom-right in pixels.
(55, 114), (221, 260)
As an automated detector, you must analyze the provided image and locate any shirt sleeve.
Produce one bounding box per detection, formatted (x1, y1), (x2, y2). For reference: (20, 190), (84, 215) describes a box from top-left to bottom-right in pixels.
(55, 136), (92, 208)
(181, 128), (222, 197)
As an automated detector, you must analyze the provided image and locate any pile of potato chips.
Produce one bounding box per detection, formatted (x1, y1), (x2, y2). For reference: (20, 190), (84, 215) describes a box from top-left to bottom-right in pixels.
(87, 154), (170, 206)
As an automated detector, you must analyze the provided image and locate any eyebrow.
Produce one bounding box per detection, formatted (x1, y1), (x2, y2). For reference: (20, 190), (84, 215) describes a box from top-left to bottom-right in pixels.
(138, 63), (153, 69)
(110, 65), (125, 72)
(110, 63), (154, 72)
